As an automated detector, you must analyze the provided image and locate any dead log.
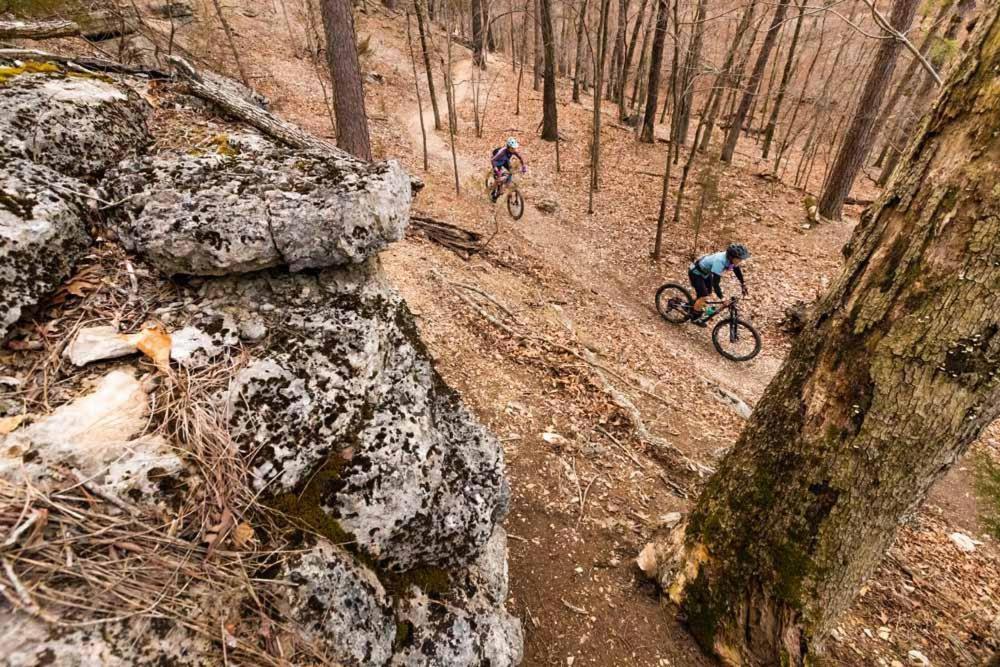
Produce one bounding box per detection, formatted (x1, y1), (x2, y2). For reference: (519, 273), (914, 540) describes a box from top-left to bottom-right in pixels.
(77, 7), (141, 41)
(166, 55), (340, 154)
(409, 215), (484, 258)
(0, 48), (171, 78)
(844, 196), (875, 206)
(0, 19), (80, 40)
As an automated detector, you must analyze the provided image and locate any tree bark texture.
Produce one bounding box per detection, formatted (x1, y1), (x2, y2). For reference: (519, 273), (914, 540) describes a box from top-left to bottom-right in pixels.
(720, 0), (790, 163)
(321, 0), (373, 160)
(818, 0), (919, 220)
(661, 8), (1000, 665)
(639, 0), (668, 143)
(589, 0), (613, 209)
(472, 0), (486, 66)
(539, 0), (559, 140)
(533, 0), (542, 90)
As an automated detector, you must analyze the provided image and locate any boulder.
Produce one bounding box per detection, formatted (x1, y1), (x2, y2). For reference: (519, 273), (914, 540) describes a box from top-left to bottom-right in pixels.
(0, 369), (185, 505)
(150, 1), (194, 19)
(0, 612), (215, 666)
(216, 262), (509, 571)
(392, 587), (524, 667)
(104, 139), (411, 276)
(283, 539), (397, 666)
(0, 64), (150, 180)
(0, 159), (91, 340)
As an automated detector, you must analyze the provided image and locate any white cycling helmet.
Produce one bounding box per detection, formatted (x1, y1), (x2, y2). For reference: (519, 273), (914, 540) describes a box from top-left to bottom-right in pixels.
(506, 137), (519, 149)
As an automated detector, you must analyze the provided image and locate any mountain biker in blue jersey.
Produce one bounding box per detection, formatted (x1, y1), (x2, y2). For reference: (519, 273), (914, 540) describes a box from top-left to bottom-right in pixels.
(490, 137), (527, 202)
(688, 244), (751, 326)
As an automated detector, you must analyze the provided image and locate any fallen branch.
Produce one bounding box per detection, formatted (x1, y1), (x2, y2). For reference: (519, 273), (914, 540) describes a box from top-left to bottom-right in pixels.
(0, 48), (171, 78)
(410, 215), (483, 257)
(595, 425), (645, 470)
(0, 18), (80, 40)
(166, 55), (342, 155)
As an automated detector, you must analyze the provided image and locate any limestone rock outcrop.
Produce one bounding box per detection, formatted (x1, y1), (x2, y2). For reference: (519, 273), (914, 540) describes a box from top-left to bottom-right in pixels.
(105, 136), (412, 276)
(0, 159), (91, 340)
(0, 63), (150, 180)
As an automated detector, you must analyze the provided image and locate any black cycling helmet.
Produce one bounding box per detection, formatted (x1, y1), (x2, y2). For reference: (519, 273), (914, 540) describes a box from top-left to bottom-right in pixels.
(727, 243), (751, 261)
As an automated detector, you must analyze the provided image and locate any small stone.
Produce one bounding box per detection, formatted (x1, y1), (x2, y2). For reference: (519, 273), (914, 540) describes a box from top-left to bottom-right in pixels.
(949, 532), (978, 552)
(536, 198), (559, 214)
(64, 326), (138, 366)
(907, 649), (930, 666)
(567, 657), (575, 666)
(878, 626), (891, 641)
(657, 512), (682, 528)
(238, 317), (267, 342)
(892, 661), (904, 667)
(636, 543), (657, 576)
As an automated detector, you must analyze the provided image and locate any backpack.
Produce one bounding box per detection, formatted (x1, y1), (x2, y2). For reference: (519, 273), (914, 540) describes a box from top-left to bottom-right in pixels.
(491, 146), (503, 158)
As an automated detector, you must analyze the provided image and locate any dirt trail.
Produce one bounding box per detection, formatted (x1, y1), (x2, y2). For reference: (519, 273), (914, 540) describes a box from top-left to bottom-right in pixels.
(406, 56), (478, 175)
(403, 59), (773, 415)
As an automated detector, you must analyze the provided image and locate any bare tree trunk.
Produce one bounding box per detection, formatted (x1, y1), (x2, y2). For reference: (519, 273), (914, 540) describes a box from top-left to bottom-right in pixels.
(321, 0), (373, 160)
(818, 0), (920, 220)
(675, 0), (706, 145)
(639, 0), (668, 143)
(773, 12), (826, 174)
(533, 0), (542, 91)
(761, 0), (806, 159)
(572, 0), (590, 103)
(539, 0), (559, 140)
(588, 0), (613, 213)
(868, 2), (950, 165)
(407, 13), (429, 171)
(210, 0), (251, 87)
(629, 7), (654, 112)
(620, 0), (649, 105)
(415, 0), (443, 131)
(698, 0), (756, 152)
(472, 0), (486, 66)
(720, 0), (791, 163)
(655, 12), (1000, 666)
(443, 15), (461, 194)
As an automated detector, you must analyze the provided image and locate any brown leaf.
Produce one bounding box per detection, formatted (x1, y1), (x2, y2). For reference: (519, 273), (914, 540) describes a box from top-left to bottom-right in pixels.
(133, 326), (172, 372)
(232, 522), (255, 549)
(0, 414), (26, 435)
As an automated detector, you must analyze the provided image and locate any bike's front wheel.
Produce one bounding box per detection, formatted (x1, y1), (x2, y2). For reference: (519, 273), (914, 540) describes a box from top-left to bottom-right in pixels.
(507, 190), (524, 220)
(712, 318), (762, 362)
(655, 283), (693, 324)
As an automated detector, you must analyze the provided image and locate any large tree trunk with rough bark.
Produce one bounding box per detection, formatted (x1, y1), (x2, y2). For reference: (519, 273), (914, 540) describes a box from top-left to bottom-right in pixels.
(539, 0), (559, 140)
(639, 0), (668, 143)
(647, 8), (1000, 665)
(720, 0), (790, 163)
(320, 0), (373, 160)
(818, 0), (919, 220)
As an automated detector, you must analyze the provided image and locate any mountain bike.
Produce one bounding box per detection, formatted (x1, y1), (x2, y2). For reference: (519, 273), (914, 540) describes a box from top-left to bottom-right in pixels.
(654, 283), (762, 362)
(485, 162), (525, 220)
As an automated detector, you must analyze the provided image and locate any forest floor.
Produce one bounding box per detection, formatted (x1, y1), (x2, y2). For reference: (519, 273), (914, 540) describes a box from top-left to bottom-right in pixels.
(12, 1), (1000, 664)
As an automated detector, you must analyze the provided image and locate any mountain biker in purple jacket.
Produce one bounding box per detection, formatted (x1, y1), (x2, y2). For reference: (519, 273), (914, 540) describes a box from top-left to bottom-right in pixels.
(688, 244), (751, 326)
(490, 137), (527, 202)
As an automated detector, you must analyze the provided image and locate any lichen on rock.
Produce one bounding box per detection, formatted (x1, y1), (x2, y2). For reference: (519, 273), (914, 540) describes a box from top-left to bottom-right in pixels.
(103, 136), (412, 276)
(0, 158), (91, 341)
(0, 64), (150, 181)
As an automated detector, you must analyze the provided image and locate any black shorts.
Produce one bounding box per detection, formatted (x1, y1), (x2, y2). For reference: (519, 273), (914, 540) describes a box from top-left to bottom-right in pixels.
(688, 270), (714, 299)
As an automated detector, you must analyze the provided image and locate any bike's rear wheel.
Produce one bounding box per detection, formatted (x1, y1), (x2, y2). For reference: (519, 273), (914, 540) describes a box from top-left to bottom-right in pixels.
(712, 318), (761, 362)
(507, 190), (524, 220)
(655, 283), (693, 324)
